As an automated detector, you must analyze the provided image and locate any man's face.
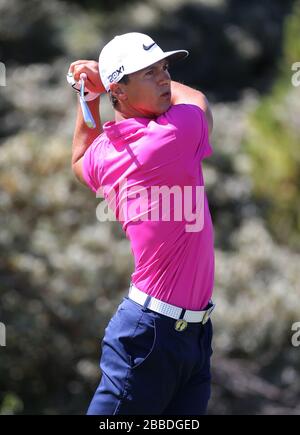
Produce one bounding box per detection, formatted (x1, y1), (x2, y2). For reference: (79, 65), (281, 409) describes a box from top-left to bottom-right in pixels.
(116, 59), (172, 118)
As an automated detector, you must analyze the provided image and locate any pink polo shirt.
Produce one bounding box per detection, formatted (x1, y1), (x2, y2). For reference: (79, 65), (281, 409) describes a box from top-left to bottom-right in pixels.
(82, 104), (214, 310)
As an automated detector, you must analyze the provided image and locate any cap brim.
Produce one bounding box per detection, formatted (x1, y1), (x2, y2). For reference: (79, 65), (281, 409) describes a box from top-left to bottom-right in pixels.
(163, 49), (189, 63)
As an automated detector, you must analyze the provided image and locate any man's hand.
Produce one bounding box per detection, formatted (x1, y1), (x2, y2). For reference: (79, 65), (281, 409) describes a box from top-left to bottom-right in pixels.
(68, 60), (106, 95)
(69, 61), (104, 188)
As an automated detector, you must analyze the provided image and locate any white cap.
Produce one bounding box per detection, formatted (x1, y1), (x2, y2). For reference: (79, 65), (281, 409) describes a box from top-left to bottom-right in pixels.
(99, 32), (189, 92)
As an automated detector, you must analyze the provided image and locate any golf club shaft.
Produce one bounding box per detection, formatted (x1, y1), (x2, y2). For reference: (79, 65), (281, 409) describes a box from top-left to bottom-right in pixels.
(80, 74), (96, 129)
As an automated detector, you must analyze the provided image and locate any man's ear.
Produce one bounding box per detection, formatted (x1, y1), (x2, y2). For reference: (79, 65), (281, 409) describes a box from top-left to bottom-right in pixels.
(109, 82), (127, 102)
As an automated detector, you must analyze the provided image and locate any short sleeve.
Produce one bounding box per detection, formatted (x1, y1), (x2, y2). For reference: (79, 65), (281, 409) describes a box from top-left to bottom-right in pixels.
(82, 136), (103, 195)
(165, 104), (213, 160)
(189, 104), (213, 160)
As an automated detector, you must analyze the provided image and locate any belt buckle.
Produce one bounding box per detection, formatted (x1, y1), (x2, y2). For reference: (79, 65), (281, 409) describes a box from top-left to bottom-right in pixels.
(174, 319), (188, 332)
(202, 304), (215, 325)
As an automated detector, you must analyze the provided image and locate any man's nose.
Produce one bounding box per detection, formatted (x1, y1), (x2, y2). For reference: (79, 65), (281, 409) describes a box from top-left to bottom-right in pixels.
(157, 68), (171, 85)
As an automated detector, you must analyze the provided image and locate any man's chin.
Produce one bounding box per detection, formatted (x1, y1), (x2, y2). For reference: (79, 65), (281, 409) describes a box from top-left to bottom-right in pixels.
(155, 102), (171, 116)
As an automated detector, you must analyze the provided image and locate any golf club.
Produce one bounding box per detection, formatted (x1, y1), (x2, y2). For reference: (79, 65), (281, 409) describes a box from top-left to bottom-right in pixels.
(79, 73), (96, 129)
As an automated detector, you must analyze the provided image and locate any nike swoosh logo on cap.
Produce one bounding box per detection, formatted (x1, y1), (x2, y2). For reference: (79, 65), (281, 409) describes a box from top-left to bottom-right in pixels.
(143, 42), (156, 51)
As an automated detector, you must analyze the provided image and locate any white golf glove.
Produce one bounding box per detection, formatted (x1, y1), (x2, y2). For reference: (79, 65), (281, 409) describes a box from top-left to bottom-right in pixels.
(66, 71), (100, 101)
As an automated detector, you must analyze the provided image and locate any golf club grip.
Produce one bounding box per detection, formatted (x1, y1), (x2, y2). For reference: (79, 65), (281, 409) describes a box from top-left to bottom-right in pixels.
(79, 97), (96, 129)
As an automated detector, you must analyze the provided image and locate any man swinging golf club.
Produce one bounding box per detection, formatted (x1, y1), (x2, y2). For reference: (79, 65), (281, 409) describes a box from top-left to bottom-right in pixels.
(67, 32), (215, 415)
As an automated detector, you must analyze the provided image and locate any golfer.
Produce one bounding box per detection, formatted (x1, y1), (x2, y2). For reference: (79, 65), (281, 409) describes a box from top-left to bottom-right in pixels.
(68, 32), (215, 415)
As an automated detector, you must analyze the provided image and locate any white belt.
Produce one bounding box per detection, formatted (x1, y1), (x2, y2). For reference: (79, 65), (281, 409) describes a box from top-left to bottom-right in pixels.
(128, 283), (215, 324)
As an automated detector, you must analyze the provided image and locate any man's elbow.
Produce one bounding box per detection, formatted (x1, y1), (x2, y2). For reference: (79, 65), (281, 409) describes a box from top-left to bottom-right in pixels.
(72, 158), (86, 187)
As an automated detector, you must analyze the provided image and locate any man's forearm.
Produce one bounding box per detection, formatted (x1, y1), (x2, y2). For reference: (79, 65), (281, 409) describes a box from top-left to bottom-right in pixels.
(71, 96), (102, 166)
(171, 81), (213, 134)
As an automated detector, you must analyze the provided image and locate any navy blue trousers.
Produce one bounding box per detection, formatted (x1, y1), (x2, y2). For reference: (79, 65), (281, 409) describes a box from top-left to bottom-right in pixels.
(87, 296), (213, 415)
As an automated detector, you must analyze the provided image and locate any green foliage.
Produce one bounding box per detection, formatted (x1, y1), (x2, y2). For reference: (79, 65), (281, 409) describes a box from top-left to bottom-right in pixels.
(0, 393), (24, 415)
(0, 131), (134, 414)
(246, 0), (300, 250)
